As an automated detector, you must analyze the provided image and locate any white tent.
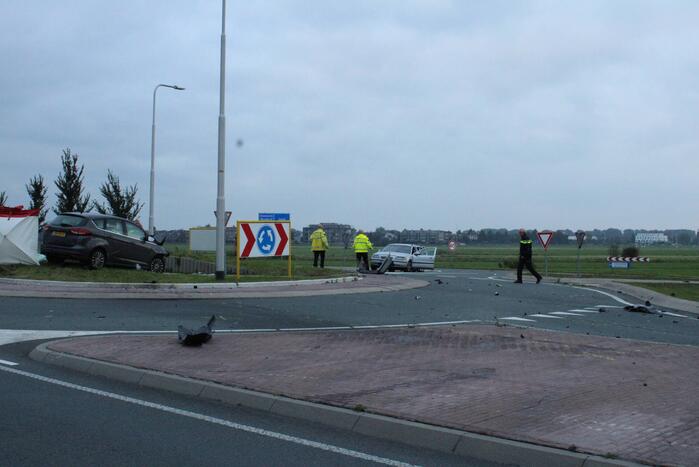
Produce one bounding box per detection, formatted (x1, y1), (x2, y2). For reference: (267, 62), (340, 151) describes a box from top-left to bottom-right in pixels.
(0, 207), (44, 265)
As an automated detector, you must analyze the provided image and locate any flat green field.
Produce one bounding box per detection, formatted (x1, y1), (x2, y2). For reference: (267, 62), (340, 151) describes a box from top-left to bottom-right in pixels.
(633, 283), (699, 302)
(172, 243), (699, 281)
(2, 243), (696, 283)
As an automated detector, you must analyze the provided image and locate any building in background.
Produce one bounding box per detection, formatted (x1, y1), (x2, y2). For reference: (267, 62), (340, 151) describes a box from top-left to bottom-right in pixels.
(635, 232), (668, 245)
(302, 223), (354, 246)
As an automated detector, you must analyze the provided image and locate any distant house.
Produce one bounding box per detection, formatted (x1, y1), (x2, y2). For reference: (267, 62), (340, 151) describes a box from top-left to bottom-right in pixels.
(635, 232), (668, 245)
(302, 223), (354, 246)
(399, 229), (451, 244)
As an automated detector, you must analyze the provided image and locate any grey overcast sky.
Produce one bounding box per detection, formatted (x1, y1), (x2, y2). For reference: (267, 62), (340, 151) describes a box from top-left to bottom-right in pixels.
(1, 1), (697, 231)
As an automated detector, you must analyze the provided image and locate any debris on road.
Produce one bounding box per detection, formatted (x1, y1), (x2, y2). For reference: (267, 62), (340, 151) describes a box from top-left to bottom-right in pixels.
(178, 315), (216, 346)
(414, 295), (422, 300)
(494, 292), (500, 296)
(624, 305), (655, 314)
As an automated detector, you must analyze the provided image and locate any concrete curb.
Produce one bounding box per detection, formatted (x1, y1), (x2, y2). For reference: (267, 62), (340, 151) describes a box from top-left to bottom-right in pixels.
(0, 275), (359, 290)
(30, 342), (641, 467)
(0, 276), (429, 299)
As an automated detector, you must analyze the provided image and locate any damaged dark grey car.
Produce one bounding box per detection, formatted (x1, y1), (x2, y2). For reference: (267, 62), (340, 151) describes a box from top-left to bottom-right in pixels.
(41, 213), (169, 272)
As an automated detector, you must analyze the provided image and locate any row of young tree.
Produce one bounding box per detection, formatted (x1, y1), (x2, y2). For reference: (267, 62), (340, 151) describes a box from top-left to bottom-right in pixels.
(0, 148), (144, 224)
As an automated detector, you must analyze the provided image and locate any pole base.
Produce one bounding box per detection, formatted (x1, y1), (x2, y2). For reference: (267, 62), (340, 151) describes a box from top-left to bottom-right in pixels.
(215, 271), (225, 281)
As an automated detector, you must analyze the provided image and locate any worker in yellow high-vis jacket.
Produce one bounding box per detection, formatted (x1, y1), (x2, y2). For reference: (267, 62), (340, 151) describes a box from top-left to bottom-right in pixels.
(352, 230), (373, 271)
(309, 224), (329, 268)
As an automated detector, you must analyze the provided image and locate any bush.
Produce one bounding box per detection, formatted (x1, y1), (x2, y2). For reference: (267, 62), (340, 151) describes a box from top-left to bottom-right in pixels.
(502, 258), (519, 269)
(621, 246), (640, 257)
(608, 244), (620, 256)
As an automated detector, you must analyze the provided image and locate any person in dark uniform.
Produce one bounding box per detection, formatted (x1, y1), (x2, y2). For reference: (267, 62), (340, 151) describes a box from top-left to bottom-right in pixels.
(515, 228), (542, 284)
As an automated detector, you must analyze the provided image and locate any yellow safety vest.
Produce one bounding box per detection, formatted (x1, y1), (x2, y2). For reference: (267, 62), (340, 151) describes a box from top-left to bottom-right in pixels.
(310, 228), (329, 251)
(353, 234), (373, 253)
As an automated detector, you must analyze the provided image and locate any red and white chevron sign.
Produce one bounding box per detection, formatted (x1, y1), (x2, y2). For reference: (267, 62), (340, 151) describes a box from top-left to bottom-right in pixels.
(606, 256), (650, 262)
(238, 222), (290, 258)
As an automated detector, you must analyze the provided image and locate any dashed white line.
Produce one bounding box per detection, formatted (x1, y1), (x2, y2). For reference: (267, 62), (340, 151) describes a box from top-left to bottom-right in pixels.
(0, 365), (417, 467)
(498, 317), (535, 322)
(567, 309), (600, 313)
(0, 359), (18, 366)
(550, 312), (583, 316)
(528, 314), (562, 319)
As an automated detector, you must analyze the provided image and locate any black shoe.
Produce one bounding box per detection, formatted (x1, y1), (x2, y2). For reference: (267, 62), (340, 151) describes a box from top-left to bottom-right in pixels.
(513, 280), (523, 284)
(536, 277), (542, 284)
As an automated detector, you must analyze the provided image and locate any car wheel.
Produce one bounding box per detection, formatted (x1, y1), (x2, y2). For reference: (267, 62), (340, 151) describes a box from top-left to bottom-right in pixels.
(149, 256), (165, 273)
(88, 249), (106, 270)
(406, 260), (413, 272)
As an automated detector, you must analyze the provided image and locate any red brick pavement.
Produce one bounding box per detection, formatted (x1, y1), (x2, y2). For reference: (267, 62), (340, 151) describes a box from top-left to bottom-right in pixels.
(50, 325), (699, 466)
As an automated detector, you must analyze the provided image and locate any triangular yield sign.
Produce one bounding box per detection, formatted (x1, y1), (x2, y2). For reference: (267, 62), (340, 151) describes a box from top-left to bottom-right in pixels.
(536, 231), (554, 250)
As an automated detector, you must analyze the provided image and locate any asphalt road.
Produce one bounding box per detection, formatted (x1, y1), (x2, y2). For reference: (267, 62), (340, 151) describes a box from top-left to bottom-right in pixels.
(1, 270), (697, 345)
(1, 269), (697, 466)
(0, 339), (491, 467)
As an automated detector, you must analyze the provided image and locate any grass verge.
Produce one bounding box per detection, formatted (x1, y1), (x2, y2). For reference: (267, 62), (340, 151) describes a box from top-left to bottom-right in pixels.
(632, 283), (699, 302)
(0, 263), (345, 283)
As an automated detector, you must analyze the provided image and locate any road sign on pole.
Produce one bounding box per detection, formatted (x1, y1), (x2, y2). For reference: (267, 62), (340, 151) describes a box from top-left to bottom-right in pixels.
(236, 221), (292, 281)
(536, 231), (554, 250)
(258, 213), (290, 221)
(214, 210), (232, 227)
(536, 230), (554, 276)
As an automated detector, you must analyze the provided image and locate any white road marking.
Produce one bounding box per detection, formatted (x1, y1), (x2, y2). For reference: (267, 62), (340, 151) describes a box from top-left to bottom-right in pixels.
(567, 309), (600, 313)
(0, 365), (417, 467)
(0, 359), (18, 366)
(571, 287), (634, 306)
(659, 312), (688, 318)
(498, 317), (535, 322)
(550, 312), (583, 316)
(528, 314), (562, 319)
(595, 305), (624, 308)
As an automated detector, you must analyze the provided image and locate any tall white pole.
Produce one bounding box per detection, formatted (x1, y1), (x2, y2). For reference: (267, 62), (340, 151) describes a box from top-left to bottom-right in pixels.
(149, 84), (184, 236)
(149, 85), (159, 236)
(215, 0), (227, 280)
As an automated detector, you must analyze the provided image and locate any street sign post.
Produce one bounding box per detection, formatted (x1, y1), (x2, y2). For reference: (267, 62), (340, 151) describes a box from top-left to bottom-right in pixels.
(214, 210), (232, 227)
(258, 213), (290, 221)
(236, 220), (292, 281)
(575, 230), (586, 277)
(536, 230), (554, 276)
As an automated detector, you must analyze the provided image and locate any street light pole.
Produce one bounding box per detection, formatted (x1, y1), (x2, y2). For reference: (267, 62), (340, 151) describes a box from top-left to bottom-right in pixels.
(149, 83), (184, 236)
(215, 0), (227, 280)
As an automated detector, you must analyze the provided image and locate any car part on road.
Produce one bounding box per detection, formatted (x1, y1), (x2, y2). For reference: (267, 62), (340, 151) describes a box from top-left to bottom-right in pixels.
(178, 315), (216, 346)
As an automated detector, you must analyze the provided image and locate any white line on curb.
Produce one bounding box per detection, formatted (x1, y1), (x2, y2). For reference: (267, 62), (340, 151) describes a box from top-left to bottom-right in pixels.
(0, 365), (417, 467)
(0, 320), (486, 346)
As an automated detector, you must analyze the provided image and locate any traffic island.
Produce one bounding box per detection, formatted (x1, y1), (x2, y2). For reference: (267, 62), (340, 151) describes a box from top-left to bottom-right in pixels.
(0, 274), (428, 299)
(32, 324), (699, 466)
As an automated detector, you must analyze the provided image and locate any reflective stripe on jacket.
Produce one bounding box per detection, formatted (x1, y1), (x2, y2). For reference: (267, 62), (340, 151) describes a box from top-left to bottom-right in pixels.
(519, 236), (533, 258)
(353, 234), (373, 253)
(310, 228), (329, 251)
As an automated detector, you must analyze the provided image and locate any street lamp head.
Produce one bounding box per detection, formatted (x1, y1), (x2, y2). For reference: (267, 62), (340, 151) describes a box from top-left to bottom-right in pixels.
(173, 85), (185, 90)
